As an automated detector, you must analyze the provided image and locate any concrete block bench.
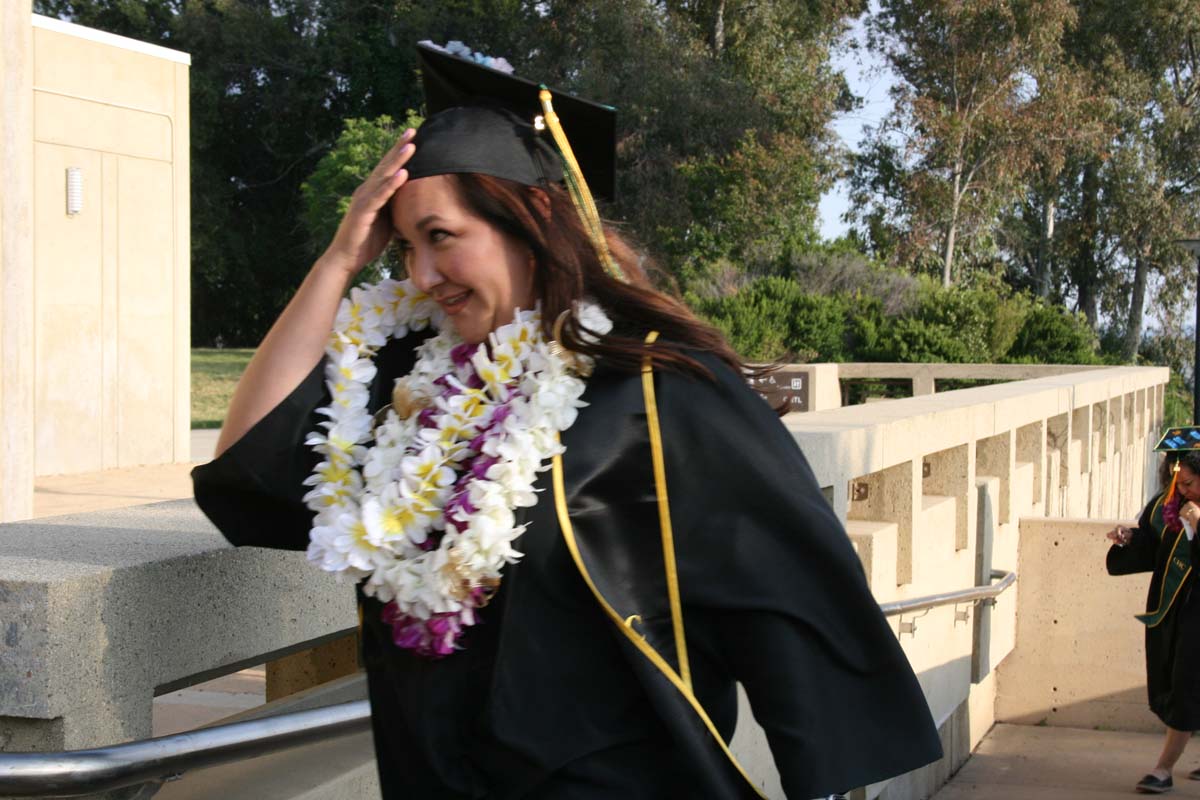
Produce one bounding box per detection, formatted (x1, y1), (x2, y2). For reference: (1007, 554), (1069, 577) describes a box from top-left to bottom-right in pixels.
(0, 500), (356, 752)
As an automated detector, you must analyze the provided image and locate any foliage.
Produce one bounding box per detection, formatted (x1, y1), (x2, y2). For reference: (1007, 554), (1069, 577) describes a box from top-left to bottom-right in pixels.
(691, 277), (856, 362)
(1006, 303), (1100, 364)
(1164, 372), (1194, 429)
(852, 0), (1079, 285)
(698, 272), (1100, 366)
(36, 0), (861, 344)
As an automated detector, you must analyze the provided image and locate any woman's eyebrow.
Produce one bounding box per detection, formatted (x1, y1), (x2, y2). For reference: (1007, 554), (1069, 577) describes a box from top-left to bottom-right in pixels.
(416, 214), (444, 231)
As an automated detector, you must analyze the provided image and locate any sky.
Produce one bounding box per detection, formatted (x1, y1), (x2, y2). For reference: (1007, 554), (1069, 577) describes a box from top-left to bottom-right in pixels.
(816, 13), (896, 242)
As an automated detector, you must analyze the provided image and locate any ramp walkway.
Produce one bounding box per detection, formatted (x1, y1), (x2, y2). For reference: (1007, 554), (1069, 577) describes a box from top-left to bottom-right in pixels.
(934, 724), (1200, 800)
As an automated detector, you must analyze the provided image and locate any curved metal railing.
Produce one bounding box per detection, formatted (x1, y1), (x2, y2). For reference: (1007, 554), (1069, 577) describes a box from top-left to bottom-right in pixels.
(0, 700), (369, 798)
(879, 569), (1016, 616)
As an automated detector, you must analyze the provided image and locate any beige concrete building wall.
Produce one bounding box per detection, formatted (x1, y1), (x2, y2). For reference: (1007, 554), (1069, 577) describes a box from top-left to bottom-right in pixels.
(24, 16), (190, 481)
(1, 4), (36, 523)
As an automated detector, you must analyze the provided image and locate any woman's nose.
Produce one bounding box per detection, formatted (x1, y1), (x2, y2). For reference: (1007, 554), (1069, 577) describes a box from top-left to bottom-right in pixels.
(406, 249), (443, 294)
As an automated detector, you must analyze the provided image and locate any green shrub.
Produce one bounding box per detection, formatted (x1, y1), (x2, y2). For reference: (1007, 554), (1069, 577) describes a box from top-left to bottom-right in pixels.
(1006, 303), (1100, 364)
(694, 276), (853, 362)
(862, 280), (1027, 363)
(691, 271), (1099, 368)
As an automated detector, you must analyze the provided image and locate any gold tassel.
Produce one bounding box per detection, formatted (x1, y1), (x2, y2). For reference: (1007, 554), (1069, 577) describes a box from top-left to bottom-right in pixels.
(538, 87), (626, 282)
(1169, 459), (1182, 502)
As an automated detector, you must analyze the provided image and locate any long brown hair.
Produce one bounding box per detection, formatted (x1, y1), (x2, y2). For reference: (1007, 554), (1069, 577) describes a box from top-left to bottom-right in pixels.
(447, 173), (753, 381)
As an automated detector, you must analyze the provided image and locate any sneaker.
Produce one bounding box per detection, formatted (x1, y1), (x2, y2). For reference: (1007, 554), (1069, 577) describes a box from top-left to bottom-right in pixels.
(1136, 773), (1173, 793)
(1187, 767), (1200, 781)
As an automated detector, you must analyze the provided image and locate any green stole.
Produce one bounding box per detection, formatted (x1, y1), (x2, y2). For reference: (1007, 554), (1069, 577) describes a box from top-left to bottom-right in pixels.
(1137, 496), (1193, 628)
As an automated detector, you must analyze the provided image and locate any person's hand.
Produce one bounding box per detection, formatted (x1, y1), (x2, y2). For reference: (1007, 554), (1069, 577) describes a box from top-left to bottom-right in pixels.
(1107, 525), (1133, 546)
(1182, 502), (1200, 529)
(321, 128), (417, 276)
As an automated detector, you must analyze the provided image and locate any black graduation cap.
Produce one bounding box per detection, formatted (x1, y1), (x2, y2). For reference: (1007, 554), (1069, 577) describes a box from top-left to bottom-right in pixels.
(409, 41), (617, 202)
(1155, 426), (1200, 452)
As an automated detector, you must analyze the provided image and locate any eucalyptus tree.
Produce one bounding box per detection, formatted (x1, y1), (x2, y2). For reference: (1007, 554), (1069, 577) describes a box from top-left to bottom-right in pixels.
(851, 0), (1076, 286)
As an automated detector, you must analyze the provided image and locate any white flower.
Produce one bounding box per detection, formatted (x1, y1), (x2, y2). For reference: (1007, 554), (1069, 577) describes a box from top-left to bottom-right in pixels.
(399, 445), (456, 497)
(575, 299), (613, 342)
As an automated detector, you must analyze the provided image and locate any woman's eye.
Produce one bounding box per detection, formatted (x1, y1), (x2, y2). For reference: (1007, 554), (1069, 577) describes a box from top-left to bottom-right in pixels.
(429, 229), (451, 243)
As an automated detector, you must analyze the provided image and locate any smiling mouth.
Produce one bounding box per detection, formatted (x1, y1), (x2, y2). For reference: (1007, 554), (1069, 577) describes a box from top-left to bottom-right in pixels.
(438, 290), (472, 313)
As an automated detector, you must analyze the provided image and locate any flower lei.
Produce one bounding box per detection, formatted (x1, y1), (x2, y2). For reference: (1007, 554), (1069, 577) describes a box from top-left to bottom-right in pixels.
(1164, 490), (1183, 533)
(302, 279), (610, 658)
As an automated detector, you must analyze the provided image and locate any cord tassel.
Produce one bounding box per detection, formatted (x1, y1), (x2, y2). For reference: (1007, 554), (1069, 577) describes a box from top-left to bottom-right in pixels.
(538, 87), (625, 282)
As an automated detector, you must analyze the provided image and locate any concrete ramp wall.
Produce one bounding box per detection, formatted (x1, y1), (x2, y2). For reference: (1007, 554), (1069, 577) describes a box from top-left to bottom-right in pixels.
(996, 517), (1161, 733)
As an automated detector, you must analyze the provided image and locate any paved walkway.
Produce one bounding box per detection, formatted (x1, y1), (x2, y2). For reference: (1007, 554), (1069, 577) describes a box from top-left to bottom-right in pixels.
(934, 724), (1200, 799)
(31, 429), (218, 519)
(31, 429), (265, 736)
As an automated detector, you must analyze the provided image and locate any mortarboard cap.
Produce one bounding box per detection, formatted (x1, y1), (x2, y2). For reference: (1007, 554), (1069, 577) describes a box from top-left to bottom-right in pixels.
(1154, 426), (1200, 453)
(409, 41), (617, 202)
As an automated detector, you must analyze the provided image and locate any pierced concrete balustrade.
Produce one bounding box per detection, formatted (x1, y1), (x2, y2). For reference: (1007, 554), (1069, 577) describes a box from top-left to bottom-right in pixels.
(785, 363), (1167, 799)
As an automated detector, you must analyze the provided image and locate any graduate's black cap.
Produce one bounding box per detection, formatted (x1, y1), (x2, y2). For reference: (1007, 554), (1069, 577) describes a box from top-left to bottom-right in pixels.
(408, 41), (617, 201)
(1155, 426), (1200, 452)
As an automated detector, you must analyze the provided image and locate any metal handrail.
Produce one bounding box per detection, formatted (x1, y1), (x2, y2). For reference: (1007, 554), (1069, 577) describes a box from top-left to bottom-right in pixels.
(879, 569), (1016, 617)
(0, 570), (1017, 797)
(0, 700), (369, 798)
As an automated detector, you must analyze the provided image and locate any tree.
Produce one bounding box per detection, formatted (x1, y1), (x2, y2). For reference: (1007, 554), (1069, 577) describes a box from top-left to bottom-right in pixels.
(40, 0), (862, 342)
(851, 0), (1077, 285)
(1035, 0), (1200, 349)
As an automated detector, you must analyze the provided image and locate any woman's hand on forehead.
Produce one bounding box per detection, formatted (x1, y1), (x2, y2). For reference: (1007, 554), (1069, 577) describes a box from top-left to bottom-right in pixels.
(321, 128), (418, 277)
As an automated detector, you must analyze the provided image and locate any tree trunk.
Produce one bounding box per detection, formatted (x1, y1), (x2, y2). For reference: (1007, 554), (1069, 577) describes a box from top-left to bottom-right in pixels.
(1036, 192), (1056, 297)
(1122, 255), (1149, 362)
(942, 177), (962, 287)
(1072, 160), (1102, 329)
(711, 0), (725, 56)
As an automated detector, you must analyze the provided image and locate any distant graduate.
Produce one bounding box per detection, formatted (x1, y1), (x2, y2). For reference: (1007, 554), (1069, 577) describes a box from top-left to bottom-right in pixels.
(1107, 426), (1200, 794)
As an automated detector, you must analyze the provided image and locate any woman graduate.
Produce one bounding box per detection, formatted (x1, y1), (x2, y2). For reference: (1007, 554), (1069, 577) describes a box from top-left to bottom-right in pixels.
(193, 41), (942, 799)
(1108, 428), (1200, 794)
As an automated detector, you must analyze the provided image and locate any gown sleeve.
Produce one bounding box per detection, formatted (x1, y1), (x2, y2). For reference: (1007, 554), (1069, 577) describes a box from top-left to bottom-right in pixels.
(1106, 496), (1161, 576)
(651, 355), (943, 796)
(191, 335), (427, 550)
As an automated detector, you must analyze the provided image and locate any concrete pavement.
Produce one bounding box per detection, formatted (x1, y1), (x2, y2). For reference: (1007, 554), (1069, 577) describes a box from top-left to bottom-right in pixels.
(31, 429), (218, 520)
(933, 724), (1200, 800)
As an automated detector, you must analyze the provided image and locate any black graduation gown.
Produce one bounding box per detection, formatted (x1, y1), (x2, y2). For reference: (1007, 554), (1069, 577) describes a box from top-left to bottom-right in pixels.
(1107, 494), (1200, 730)
(193, 334), (942, 798)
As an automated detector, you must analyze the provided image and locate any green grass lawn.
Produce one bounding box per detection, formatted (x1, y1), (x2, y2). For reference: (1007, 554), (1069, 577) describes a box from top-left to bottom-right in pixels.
(192, 348), (254, 429)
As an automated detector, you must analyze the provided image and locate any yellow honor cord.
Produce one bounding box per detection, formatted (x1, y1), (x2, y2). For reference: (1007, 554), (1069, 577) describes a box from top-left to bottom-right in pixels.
(640, 331), (692, 690)
(537, 88), (626, 283)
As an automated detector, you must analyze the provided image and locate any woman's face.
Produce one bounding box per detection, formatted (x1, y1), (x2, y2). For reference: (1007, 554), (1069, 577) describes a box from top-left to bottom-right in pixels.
(1179, 464), (1200, 504)
(390, 175), (535, 345)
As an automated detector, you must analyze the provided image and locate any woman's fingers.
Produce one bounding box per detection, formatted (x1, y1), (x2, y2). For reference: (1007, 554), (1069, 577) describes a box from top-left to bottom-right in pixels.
(369, 129), (417, 179)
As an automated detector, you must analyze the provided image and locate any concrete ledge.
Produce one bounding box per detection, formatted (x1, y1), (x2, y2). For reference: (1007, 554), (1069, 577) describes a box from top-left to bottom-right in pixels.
(0, 499), (356, 750)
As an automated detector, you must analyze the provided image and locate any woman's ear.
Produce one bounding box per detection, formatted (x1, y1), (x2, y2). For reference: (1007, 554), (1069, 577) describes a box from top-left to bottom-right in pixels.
(529, 187), (552, 221)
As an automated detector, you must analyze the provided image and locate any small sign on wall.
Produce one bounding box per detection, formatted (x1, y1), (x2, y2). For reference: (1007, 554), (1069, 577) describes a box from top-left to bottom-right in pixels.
(749, 368), (809, 413)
